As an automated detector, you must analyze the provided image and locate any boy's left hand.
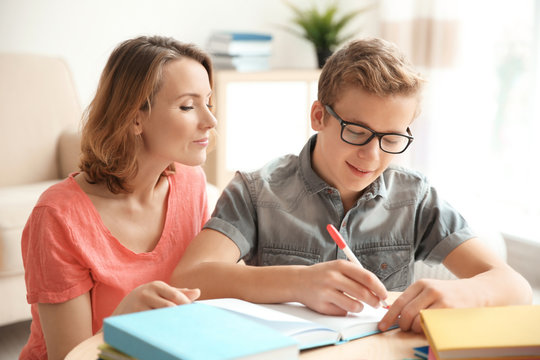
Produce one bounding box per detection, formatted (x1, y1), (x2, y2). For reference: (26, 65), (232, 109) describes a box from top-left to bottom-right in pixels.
(377, 278), (473, 333)
(378, 238), (533, 334)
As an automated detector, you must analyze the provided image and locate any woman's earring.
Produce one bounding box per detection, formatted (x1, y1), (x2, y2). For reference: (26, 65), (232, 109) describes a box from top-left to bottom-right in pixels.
(134, 120), (143, 135)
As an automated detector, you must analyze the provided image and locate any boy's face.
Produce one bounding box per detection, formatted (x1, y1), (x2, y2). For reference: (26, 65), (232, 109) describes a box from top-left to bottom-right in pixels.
(311, 86), (417, 203)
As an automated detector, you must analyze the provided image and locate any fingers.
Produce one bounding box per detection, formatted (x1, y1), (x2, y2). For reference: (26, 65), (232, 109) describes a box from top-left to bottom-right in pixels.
(307, 288), (363, 316)
(151, 281), (200, 306)
(301, 260), (389, 315)
(410, 314), (424, 333)
(379, 284), (418, 331)
(136, 281), (200, 310)
(115, 281), (200, 316)
(378, 279), (441, 333)
(334, 274), (380, 309)
(332, 260), (388, 309)
(178, 288), (201, 302)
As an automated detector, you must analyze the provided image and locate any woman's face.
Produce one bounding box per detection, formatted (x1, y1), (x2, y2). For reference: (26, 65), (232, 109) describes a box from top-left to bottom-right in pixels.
(138, 58), (216, 167)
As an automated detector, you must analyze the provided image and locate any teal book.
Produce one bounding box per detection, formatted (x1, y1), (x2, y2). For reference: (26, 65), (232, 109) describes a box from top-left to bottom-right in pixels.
(103, 303), (298, 360)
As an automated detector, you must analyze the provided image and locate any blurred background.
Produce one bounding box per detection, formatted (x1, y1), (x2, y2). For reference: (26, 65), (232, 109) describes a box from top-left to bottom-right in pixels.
(0, 0), (539, 356)
(2, 0), (536, 237)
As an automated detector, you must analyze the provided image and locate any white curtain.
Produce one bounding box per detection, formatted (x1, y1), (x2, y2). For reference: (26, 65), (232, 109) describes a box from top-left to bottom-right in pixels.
(378, 0), (540, 241)
(378, 0), (462, 177)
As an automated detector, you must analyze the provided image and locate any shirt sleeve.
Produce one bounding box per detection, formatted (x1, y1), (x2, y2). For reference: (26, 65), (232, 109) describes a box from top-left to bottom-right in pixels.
(414, 182), (476, 264)
(22, 205), (93, 304)
(204, 172), (258, 260)
(196, 168), (211, 228)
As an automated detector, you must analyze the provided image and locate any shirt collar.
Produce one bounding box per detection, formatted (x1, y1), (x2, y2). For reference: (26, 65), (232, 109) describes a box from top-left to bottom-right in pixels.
(299, 134), (388, 201)
(358, 173), (388, 202)
(299, 135), (329, 194)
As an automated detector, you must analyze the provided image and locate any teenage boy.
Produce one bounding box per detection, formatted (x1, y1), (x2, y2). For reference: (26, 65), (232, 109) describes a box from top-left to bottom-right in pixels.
(172, 38), (532, 333)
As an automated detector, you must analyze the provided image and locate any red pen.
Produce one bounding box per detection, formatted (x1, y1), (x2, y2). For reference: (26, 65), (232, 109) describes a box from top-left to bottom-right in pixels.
(326, 224), (389, 309)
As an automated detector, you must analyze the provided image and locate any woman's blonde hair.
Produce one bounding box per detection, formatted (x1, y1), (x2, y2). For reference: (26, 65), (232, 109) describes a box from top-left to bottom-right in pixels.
(79, 35), (213, 194)
(318, 38), (424, 108)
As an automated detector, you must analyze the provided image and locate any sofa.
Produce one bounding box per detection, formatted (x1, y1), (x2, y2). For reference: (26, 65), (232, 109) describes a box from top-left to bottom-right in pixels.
(0, 53), (82, 326)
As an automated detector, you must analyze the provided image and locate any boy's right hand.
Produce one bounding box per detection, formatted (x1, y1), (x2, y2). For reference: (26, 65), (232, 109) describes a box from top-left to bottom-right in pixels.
(112, 280), (200, 316)
(296, 260), (387, 315)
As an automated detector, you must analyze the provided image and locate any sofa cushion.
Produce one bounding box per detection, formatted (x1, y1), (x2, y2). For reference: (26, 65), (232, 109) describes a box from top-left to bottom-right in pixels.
(0, 180), (58, 276)
(0, 54), (81, 186)
(0, 274), (31, 325)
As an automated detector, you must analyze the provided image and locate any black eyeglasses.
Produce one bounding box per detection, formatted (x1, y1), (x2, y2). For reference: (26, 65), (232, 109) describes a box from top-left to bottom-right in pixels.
(325, 105), (414, 154)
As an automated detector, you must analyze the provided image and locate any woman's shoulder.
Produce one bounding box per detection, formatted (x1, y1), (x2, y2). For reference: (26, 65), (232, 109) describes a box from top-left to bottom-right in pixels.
(25, 174), (97, 243)
(35, 173), (88, 209)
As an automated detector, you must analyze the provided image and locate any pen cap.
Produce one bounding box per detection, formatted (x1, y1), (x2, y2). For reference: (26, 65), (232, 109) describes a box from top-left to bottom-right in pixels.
(326, 224), (347, 249)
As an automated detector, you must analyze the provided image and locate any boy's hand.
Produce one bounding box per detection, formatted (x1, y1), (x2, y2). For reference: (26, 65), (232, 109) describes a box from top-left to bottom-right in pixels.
(112, 280), (200, 316)
(296, 260), (388, 315)
(378, 278), (474, 333)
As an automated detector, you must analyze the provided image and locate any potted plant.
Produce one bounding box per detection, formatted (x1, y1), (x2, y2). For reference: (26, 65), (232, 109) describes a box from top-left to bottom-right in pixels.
(283, 1), (374, 68)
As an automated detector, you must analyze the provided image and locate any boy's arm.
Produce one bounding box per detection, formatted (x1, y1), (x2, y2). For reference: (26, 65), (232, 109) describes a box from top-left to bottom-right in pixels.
(379, 237), (532, 333)
(171, 228), (388, 314)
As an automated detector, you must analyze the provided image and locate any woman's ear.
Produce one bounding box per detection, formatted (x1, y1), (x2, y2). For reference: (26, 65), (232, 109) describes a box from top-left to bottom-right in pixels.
(133, 112), (143, 136)
(310, 101), (326, 131)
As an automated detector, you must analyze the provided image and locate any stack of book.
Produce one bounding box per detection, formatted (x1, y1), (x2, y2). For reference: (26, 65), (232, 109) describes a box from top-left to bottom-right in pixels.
(207, 31), (272, 72)
(420, 305), (540, 360)
(102, 301), (297, 360)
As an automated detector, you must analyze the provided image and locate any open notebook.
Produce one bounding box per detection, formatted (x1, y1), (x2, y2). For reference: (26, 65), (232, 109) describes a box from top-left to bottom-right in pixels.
(200, 298), (394, 350)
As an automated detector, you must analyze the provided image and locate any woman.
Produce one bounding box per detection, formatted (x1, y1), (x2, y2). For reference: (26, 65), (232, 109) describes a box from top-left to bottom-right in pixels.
(20, 35), (216, 360)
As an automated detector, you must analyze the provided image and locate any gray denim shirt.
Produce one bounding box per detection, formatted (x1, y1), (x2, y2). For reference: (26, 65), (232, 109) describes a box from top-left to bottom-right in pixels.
(204, 135), (475, 291)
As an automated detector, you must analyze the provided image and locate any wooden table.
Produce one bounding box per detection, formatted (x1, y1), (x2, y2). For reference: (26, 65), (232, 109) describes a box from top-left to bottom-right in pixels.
(66, 328), (426, 360)
(66, 292), (428, 359)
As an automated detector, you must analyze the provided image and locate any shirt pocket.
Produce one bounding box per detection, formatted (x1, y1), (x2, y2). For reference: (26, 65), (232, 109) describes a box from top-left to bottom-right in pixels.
(261, 247), (321, 266)
(354, 245), (412, 291)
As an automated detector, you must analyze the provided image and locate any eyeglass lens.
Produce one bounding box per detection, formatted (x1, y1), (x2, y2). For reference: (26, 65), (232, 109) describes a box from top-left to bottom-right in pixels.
(342, 125), (410, 153)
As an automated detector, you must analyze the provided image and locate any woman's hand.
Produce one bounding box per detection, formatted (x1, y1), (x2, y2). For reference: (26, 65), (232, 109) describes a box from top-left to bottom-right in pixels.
(296, 260), (388, 316)
(112, 280), (200, 316)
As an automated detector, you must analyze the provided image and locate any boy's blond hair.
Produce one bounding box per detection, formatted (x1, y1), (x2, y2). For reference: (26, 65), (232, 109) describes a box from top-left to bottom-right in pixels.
(318, 38), (425, 108)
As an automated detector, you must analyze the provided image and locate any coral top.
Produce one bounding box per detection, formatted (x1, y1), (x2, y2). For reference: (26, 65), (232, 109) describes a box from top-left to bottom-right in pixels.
(20, 164), (209, 359)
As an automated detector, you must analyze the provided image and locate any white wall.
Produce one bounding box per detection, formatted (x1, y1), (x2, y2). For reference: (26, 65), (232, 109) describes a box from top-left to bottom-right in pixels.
(0, 0), (378, 109)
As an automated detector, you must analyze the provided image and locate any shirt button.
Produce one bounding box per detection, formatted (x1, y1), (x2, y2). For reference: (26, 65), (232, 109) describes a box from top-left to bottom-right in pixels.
(326, 189), (333, 194)
(380, 263), (388, 270)
(342, 221), (347, 227)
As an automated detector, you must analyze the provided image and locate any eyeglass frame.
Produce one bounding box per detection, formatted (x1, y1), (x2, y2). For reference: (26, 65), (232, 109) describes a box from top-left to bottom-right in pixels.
(324, 105), (414, 154)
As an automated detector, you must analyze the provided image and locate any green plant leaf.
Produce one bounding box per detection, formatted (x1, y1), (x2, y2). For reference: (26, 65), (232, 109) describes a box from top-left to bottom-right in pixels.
(282, 1), (375, 51)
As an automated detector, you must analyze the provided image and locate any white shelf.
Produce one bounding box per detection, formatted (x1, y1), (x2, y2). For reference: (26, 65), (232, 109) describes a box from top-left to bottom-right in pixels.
(204, 69), (320, 190)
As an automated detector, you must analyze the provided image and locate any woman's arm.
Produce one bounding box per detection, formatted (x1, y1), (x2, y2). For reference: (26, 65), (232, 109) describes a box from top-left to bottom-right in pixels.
(38, 293), (93, 360)
(39, 282), (200, 360)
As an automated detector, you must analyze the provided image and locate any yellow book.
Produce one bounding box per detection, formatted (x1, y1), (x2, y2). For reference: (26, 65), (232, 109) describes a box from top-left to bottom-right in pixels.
(420, 305), (540, 360)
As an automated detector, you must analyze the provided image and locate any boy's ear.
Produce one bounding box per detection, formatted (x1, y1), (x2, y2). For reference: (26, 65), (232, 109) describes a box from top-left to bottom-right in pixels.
(310, 101), (326, 131)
